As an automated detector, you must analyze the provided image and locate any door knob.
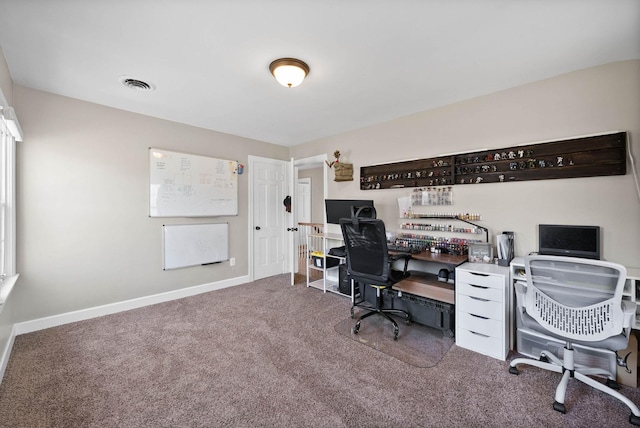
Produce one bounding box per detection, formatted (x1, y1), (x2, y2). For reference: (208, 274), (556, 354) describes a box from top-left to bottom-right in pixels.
(255, 226), (261, 230)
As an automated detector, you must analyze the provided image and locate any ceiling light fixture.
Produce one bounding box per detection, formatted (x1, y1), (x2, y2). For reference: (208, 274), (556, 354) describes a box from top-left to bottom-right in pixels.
(269, 58), (309, 88)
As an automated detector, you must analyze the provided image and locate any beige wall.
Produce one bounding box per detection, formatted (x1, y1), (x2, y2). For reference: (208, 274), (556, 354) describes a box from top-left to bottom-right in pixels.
(12, 86), (288, 322)
(291, 60), (640, 268)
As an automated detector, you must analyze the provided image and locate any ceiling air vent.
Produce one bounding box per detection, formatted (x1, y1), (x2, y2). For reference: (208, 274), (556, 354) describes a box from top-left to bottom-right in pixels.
(119, 76), (154, 91)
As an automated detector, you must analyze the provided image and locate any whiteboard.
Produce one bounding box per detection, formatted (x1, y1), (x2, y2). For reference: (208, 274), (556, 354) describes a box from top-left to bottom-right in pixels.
(150, 148), (238, 217)
(163, 223), (229, 270)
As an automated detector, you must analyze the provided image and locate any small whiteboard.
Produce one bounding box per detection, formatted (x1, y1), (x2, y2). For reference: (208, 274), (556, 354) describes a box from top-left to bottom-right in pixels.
(150, 148), (238, 217)
(163, 223), (229, 270)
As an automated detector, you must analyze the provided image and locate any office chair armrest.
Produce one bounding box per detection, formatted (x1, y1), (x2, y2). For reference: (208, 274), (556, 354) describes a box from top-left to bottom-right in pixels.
(514, 280), (527, 316)
(389, 253), (412, 273)
(621, 300), (636, 329)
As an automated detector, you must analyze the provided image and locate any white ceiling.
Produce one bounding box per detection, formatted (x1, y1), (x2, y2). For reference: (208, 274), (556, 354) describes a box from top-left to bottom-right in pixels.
(0, 1), (638, 147)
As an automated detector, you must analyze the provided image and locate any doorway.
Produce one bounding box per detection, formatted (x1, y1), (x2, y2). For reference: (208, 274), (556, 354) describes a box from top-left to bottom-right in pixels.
(249, 154), (327, 284)
(292, 155), (328, 285)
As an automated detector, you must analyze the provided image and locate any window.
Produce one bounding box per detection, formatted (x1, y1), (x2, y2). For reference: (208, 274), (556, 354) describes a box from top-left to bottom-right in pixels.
(0, 106), (18, 305)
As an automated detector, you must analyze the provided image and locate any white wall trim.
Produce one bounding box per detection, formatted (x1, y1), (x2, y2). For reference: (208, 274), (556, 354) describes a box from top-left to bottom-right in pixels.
(14, 274), (250, 336)
(0, 274), (19, 310)
(0, 324), (16, 383)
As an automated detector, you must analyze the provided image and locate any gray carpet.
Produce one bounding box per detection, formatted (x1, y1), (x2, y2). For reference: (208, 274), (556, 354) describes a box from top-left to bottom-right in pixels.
(0, 274), (639, 427)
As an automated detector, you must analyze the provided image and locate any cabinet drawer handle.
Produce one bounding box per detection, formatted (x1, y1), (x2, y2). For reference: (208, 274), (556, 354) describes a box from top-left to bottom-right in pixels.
(470, 284), (489, 289)
(470, 330), (490, 338)
(470, 272), (489, 277)
(470, 296), (489, 302)
(470, 313), (489, 320)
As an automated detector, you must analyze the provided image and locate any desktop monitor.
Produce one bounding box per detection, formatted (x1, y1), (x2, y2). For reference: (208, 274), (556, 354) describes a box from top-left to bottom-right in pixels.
(325, 199), (374, 224)
(538, 224), (600, 260)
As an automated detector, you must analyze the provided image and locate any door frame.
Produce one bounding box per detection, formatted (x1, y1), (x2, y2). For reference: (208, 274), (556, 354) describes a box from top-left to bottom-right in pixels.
(291, 154), (328, 283)
(248, 154), (328, 283)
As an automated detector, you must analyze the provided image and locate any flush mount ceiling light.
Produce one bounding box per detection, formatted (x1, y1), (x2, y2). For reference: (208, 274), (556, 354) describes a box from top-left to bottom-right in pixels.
(269, 58), (309, 88)
(119, 75), (155, 91)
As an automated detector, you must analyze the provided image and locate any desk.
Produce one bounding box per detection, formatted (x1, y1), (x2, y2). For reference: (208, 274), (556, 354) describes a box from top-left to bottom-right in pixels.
(391, 251), (467, 305)
(382, 251), (467, 336)
(393, 272), (455, 304)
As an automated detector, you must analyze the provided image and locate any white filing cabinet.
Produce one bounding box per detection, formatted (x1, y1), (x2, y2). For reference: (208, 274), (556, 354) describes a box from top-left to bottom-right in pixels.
(455, 263), (509, 360)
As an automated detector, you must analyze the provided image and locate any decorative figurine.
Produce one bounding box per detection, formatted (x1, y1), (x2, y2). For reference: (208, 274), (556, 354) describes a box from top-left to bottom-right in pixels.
(325, 150), (341, 168)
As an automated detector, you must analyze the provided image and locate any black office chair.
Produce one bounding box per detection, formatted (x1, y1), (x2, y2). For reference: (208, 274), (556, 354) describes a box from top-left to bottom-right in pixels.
(340, 209), (411, 340)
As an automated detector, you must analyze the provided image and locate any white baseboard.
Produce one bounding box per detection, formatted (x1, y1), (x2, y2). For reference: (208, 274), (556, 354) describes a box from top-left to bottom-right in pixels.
(14, 274), (250, 336)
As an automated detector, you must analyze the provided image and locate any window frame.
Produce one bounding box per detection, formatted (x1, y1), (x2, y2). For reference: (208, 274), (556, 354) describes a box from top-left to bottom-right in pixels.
(0, 107), (19, 307)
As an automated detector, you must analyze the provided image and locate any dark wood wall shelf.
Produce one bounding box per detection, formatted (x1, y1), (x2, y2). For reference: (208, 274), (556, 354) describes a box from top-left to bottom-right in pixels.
(360, 132), (627, 190)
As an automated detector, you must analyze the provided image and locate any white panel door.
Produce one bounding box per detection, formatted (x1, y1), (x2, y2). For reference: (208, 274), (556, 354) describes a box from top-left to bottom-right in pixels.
(252, 157), (288, 280)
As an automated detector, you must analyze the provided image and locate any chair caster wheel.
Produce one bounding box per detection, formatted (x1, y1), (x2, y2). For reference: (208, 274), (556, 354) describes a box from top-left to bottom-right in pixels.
(606, 378), (620, 390)
(553, 401), (566, 414)
(352, 322), (360, 335)
(629, 413), (640, 426)
(508, 366), (519, 375)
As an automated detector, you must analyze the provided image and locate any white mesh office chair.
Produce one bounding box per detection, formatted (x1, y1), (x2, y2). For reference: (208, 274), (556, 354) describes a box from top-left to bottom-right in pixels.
(509, 255), (640, 425)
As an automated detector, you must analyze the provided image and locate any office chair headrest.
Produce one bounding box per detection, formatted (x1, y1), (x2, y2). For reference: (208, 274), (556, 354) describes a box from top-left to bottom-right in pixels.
(349, 206), (377, 230)
(351, 205), (376, 219)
